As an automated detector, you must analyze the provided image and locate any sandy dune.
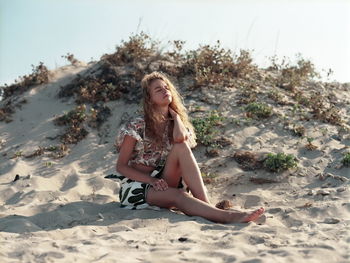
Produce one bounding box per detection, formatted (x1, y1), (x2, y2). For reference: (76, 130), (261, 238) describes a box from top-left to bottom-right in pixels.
(0, 62), (349, 263)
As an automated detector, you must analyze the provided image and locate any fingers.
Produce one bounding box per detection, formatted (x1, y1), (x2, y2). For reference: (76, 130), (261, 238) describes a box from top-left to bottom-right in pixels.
(151, 179), (168, 191)
(168, 107), (177, 118)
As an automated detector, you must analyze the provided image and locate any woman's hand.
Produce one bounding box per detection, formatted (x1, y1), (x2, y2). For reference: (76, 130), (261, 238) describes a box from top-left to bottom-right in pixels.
(168, 107), (178, 119)
(150, 178), (168, 191)
(169, 106), (188, 143)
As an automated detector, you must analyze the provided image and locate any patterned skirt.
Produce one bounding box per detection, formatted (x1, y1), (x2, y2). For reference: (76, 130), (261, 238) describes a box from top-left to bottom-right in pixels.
(105, 166), (185, 210)
(118, 166), (164, 210)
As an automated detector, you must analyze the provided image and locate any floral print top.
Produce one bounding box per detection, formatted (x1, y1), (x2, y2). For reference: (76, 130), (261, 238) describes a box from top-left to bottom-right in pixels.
(115, 116), (196, 167)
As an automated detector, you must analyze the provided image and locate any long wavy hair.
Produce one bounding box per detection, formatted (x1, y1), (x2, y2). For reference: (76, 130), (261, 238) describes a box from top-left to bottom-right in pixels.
(141, 71), (196, 146)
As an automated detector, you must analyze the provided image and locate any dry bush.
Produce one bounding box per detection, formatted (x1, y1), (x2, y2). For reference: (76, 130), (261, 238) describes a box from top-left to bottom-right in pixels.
(54, 105), (89, 145)
(0, 62), (49, 122)
(0, 103), (15, 123)
(88, 105), (112, 128)
(1, 62), (49, 99)
(58, 61), (143, 104)
(233, 151), (265, 171)
(181, 41), (257, 88)
(268, 55), (319, 92)
(101, 31), (160, 65)
(62, 53), (79, 66)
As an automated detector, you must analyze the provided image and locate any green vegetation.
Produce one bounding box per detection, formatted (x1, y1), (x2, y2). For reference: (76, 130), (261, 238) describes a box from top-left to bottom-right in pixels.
(1, 31), (346, 162)
(342, 153), (350, 167)
(305, 137), (318, 151)
(192, 110), (225, 147)
(54, 105), (87, 126)
(263, 153), (298, 172)
(54, 105), (89, 145)
(245, 102), (273, 119)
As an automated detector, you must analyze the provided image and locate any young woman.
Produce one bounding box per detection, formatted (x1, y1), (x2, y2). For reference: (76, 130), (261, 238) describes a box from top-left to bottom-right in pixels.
(115, 71), (264, 223)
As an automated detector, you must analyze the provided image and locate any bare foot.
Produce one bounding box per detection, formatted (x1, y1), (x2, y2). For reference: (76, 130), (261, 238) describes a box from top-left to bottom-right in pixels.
(241, 207), (265, 223)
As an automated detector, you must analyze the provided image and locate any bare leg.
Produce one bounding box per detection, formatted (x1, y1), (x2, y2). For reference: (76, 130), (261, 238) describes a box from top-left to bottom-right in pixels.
(161, 142), (210, 203)
(146, 187), (265, 224)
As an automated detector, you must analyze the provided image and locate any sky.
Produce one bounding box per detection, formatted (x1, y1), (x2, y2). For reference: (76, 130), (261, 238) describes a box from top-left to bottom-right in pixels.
(1, 0), (349, 86)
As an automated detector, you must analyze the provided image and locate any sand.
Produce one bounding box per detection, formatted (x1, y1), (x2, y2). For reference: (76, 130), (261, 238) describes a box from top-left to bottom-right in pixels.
(0, 62), (349, 263)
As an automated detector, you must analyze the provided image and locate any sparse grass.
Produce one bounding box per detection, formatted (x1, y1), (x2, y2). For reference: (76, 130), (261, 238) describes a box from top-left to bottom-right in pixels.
(24, 144), (70, 159)
(10, 151), (23, 159)
(192, 110), (225, 147)
(342, 153), (350, 167)
(263, 153), (298, 172)
(305, 137), (318, 151)
(44, 161), (53, 167)
(245, 102), (273, 119)
(237, 84), (258, 104)
(268, 89), (287, 105)
(291, 125), (306, 137)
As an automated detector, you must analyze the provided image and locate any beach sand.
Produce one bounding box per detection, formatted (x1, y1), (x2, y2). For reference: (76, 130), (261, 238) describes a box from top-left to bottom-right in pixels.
(0, 62), (349, 263)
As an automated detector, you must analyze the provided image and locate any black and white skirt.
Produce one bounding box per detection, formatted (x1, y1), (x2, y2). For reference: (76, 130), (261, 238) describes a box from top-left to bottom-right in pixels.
(105, 165), (186, 210)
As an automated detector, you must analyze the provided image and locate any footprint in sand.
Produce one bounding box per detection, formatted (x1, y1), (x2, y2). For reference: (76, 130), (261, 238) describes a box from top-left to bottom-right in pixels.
(60, 173), (79, 192)
(243, 195), (262, 209)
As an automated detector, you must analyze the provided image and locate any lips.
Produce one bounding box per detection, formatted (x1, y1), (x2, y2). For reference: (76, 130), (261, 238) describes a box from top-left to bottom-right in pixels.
(163, 93), (170, 98)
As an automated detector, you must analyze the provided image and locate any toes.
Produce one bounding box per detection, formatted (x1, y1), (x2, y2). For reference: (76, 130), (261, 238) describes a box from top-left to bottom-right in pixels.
(242, 207), (265, 223)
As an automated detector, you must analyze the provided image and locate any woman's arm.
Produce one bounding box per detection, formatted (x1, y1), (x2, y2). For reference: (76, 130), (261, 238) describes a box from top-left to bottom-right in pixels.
(116, 135), (154, 184)
(116, 135), (168, 190)
(169, 107), (188, 143)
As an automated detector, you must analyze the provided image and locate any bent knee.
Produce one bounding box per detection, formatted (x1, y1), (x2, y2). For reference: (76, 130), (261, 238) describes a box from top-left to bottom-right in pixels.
(172, 141), (191, 153)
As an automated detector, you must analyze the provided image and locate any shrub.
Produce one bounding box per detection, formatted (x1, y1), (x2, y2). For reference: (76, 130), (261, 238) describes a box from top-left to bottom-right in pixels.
(54, 105), (87, 126)
(1, 62), (49, 99)
(291, 125), (306, 137)
(192, 110), (225, 147)
(245, 102), (272, 119)
(342, 153), (350, 167)
(54, 105), (89, 145)
(233, 150), (264, 171)
(182, 41), (257, 88)
(269, 54), (319, 91)
(102, 31), (160, 65)
(305, 137), (318, 150)
(264, 153), (297, 172)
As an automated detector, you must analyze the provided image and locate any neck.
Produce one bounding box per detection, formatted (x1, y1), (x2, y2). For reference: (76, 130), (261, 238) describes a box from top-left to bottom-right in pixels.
(155, 105), (170, 121)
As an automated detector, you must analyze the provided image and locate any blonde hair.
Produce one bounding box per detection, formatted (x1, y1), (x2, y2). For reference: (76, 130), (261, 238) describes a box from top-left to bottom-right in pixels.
(141, 71), (196, 146)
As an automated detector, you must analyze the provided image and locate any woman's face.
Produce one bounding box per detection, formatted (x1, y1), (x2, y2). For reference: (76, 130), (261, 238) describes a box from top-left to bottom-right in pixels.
(149, 79), (172, 107)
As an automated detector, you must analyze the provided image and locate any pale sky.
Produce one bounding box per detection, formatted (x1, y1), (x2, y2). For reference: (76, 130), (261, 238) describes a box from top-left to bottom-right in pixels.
(1, 0), (349, 86)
